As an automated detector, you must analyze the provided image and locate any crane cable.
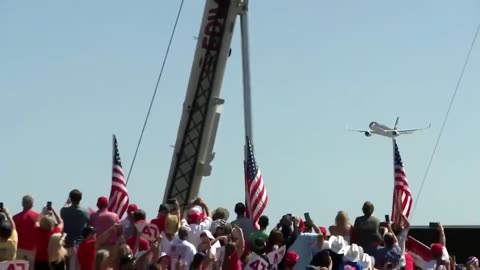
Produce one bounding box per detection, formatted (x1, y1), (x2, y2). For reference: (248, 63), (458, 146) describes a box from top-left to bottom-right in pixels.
(411, 21), (480, 217)
(126, 0), (186, 185)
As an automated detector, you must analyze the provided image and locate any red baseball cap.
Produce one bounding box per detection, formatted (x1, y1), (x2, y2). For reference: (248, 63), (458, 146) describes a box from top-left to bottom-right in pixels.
(285, 251), (299, 266)
(188, 211), (202, 224)
(127, 204), (138, 213)
(319, 226), (327, 236)
(97, 196), (109, 208)
(430, 243), (444, 257)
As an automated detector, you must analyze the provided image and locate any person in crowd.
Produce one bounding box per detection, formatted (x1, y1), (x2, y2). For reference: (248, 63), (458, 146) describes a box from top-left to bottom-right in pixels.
(121, 203), (138, 240)
(311, 235), (347, 270)
(78, 222), (126, 270)
(184, 198), (212, 248)
(390, 200), (412, 270)
(126, 209), (151, 258)
(112, 244), (136, 270)
(329, 211), (353, 243)
(157, 253), (171, 270)
(409, 223), (449, 270)
(60, 189), (90, 270)
(466, 256), (478, 270)
(352, 201), (380, 255)
(343, 243), (365, 269)
(285, 250), (300, 270)
(230, 203), (254, 242)
(77, 226), (97, 270)
(211, 207), (229, 221)
(266, 229), (284, 254)
(287, 216), (326, 270)
(160, 209), (180, 255)
(190, 252), (211, 270)
(373, 231), (401, 269)
(213, 221), (232, 240)
(245, 238), (272, 269)
(13, 195), (40, 268)
(94, 249), (110, 270)
(48, 233), (67, 270)
(169, 226), (197, 269)
(0, 208), (18, 262)
(197, 230), (216, 254)
(145, 237), (170, 270)
(151, 203), (170, 235)
(359, 253), (375, 270)
(90, 196), (119, 251)
(249, 215), (269, 246)
(221, 224), (244, 270)
(34, 208), (63, 270)
(310, 250), (334, 270)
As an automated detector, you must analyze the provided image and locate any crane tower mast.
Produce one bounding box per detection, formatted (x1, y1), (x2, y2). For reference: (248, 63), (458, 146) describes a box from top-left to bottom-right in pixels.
(163, 0), (245, 207)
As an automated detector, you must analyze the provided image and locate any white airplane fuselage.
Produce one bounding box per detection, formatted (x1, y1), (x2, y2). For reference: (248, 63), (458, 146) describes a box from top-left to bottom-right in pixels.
(368, 122), (399, 138)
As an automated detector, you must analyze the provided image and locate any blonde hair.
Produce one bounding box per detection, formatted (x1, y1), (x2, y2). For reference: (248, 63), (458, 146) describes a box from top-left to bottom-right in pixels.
(95, 249), (110, 270)
(165, 214), (179, 235)
(39, 215), (55, 230)
(335, 211), (349, 226)
(48, 233), (67, 263)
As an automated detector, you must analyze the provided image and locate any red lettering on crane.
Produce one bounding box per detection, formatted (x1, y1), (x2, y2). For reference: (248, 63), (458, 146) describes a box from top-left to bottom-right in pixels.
(201, 0), (229, 51)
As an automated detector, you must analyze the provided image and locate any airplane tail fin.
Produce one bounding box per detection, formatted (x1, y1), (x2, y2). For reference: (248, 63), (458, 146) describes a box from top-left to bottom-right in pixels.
(394, 116), (399, 129)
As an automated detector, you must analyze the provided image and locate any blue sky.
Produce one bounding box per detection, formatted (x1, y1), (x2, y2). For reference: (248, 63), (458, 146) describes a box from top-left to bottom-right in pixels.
(2, 1), (479, 226)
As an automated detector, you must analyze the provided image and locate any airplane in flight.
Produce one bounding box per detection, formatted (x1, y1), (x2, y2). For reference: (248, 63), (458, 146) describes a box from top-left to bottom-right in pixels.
(348, 117), (431, 138)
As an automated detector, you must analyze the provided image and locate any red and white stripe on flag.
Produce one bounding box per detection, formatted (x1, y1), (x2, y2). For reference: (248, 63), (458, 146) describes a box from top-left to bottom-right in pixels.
(391, 140), (413, 225)
(108, 135), (129, 219)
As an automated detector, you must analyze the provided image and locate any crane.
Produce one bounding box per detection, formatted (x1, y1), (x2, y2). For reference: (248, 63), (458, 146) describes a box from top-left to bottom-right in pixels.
(162, 0), (254, 207)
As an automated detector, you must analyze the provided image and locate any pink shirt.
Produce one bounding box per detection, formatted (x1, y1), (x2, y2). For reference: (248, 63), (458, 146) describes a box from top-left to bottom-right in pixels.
(90, 209), (119, 245)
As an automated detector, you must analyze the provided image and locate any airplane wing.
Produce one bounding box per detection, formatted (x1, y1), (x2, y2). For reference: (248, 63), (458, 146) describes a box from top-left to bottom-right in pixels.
(397, 124), (431, 134)
(348, 129), (370, 133)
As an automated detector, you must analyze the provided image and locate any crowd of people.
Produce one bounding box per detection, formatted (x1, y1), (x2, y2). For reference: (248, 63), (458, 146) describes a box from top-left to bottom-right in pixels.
(0, 189), (476, 270)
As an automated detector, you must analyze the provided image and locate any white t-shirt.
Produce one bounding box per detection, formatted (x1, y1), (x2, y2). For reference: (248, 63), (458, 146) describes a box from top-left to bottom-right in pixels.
(168, 239), (197, 269)
(159, 231), (178, 255)
(184, 217), (213, 248)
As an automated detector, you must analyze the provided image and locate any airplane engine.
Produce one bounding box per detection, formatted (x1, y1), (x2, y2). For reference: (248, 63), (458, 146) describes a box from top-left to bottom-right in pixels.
(364, 131), (372, 137)
(392, 130), (399, 136)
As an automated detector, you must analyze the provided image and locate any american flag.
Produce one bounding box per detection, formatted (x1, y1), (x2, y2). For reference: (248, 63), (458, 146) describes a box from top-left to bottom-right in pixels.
(108, 135), (129, 219)
(244, 136), (268, 228)
(391, 139), (413, 224)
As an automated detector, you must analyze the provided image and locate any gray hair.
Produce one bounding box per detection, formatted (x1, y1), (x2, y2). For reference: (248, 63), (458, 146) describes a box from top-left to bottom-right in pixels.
(22, 195), (34, 209)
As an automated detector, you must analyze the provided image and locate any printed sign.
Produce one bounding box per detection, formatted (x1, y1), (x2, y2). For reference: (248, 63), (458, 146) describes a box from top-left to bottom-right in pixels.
(135, 222), (159, 241)
(267, 245), (286, 266)
(246, 253), (269, 270)
(0, 261), (29, 270)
